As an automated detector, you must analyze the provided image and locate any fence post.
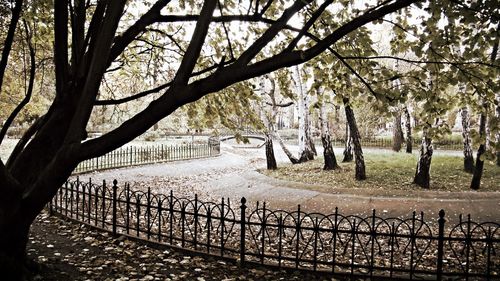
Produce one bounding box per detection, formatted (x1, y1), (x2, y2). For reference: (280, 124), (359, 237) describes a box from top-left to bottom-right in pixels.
(112, 179), (118, 236)
(437, 209), (445, 281)
(240, 197), (247, 266)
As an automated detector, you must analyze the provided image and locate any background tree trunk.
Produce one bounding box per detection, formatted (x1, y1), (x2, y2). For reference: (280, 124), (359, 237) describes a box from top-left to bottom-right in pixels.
(319, 97), (339, 170)
(264, 132), (277, 170)
(472, 29), (499, 187)
(274, 131), (300, 164)
(497, 94), (500, 166)
(405, 108), (412, 153)
(414, 130), (433, 188)
(460, 107), (475, 173)
(296, 66), (314, 162)
(471, 107), (487, 190)
(344, 98), (366, 180)
(342, 120), (353, 162)
(392, 110), (404, 152)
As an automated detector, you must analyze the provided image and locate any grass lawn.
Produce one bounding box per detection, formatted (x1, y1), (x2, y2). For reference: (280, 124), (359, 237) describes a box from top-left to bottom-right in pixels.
(261, 151), (500, 192)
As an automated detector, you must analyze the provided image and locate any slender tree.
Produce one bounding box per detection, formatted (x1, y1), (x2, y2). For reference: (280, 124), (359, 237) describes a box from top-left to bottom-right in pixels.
(317, 86), (339, 170)
(470, 104), (488, 190)
(471, 26), (499, 189)
(342, 121), (353, 162)
(460, 107), (475, 173)
(404, 107), (412, 153)
(294, 65), (315, 162)
(343, 97), (366, 180)
(496, 94), (500, 166)
(392, 110), (404, 152)
(414, 127), (433, 188)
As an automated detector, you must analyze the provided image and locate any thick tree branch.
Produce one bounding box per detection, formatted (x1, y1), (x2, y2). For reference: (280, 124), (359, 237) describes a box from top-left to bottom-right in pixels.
(6, 115), (46, 168)
(236, 0), (312, 66)
(54, 0), (69, 96)
(0, 158), (22, 205)
(157, 14), (273, 24)
(70, 0), (85, 71)
(0, 0), (23, 93)
(265, 101), (294, 107)
(172, 0), (217, 86)
(331, 50), (388, 101)
(64, 0), (128, 144)
(80, 0), (418, 160)
(108, 0), (171, 64)
(95, 57), (235, 106)
(96, 82), (171, 105)
(285, 0), (333, 52)
(341, 55), (500, 68)
(217, 0), (235, 61)
(0, 21), (36, 147)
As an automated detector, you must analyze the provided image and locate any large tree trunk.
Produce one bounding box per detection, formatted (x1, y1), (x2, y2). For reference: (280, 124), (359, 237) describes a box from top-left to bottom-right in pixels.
(414, 129), (433, 188)
(0, 218), (31, 279)
(471, 108), (487, 190)
(319, 96), (339, 170)
(404, 108), (412, 153)
(342, 120), (353, 162)
(264, 132), (277, 170)
(344, 98), (365, 180)
(460, 107), (475, 173)
(392, 110), (404, 152)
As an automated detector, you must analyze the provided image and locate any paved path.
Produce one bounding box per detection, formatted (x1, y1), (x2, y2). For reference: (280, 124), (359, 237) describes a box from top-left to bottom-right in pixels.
(89, 143), (500, 224)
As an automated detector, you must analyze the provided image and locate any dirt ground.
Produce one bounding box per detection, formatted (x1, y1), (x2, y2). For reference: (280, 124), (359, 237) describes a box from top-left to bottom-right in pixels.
(27, 213), (341, 280)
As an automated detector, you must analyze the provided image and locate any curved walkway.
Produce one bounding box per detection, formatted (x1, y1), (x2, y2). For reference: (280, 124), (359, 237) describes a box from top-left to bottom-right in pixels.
(87, 143), (500, 223)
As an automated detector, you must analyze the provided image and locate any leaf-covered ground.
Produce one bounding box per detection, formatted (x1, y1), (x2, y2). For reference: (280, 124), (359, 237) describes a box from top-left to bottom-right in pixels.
(27, 212), (343, 280)
(261, 151), (500, 192)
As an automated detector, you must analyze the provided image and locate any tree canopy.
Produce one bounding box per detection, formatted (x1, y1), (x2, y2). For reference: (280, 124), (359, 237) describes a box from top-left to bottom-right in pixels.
(0, 0), (498, 278)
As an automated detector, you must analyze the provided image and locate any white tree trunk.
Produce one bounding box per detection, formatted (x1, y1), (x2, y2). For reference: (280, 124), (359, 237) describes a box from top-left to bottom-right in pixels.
(460, 107), (474, 173)
(295, 66), (314, 161)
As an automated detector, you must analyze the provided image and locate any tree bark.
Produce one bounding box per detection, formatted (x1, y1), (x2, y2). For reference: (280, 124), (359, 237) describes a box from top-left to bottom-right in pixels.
(264, 132), (277, 170)
(496, 94), (500, 166)
(392, 110), (404, 152)
(344, 98), (365, 180)
(342, 120), (353, 162)
(319, 94), (339, 170)
(471, 107), (487, 190)
(0, 219), (31, 279)
(460, 107), (475, 173)
(471, 26), (498, 188)
(404, 108), (412, 153)
(274, 130), (300, 164)
(261, 76), (278, 170)
(414, 129), (433, 188)
(296, 66), (314, 162)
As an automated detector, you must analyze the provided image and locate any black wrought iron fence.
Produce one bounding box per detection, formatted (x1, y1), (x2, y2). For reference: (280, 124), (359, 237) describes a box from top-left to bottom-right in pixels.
(283, 138), (463, 151)
(329, 138), (463, 151)
(74, 142), (220, 173)
(50, 179), (499, 280)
